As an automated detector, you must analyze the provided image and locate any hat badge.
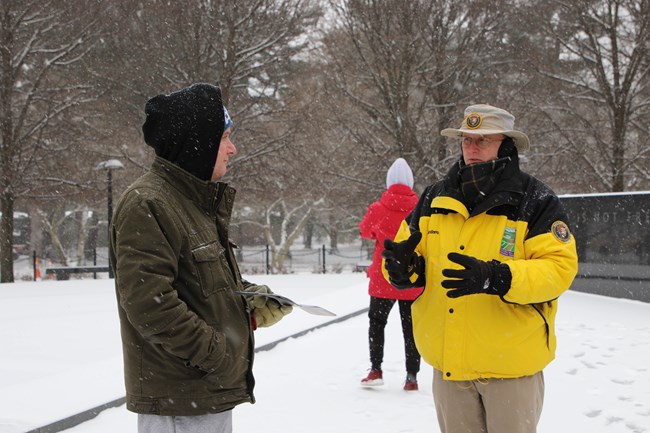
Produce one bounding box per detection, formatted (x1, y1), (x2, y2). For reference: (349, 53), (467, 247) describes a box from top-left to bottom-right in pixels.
(465, 112), (482, 129)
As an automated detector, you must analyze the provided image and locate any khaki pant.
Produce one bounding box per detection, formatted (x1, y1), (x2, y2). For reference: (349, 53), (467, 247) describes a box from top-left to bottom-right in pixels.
(433, 369), (544, 433)
(138, 411), (233, 433)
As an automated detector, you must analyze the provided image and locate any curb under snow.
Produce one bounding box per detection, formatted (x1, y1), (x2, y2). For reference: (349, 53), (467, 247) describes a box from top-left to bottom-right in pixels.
(25, 307), (369, 433)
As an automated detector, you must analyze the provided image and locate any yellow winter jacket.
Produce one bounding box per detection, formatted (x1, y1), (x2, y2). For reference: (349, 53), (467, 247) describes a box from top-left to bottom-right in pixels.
(384, 158), (578, 381)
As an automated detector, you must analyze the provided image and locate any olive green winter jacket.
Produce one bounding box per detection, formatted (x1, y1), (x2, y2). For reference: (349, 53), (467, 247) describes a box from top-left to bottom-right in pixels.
(109, 156), (255, 416)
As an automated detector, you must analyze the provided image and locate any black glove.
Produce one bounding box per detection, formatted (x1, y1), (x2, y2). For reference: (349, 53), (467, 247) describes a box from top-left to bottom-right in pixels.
(382, 231), (422, 289)
(441, 252), (511, 298)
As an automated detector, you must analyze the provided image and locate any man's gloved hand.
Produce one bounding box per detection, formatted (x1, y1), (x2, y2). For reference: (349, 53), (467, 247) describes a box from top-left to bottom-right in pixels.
(245, 285), (293, 328)
(254, 302), (293, 327)
(244, 284), (273, 308)
(382, 231), (422, 289)
(441, 252), (510, 298)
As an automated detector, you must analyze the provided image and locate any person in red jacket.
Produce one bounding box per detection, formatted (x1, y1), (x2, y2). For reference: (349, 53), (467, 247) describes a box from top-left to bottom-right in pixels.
(359, 158), (423, 391)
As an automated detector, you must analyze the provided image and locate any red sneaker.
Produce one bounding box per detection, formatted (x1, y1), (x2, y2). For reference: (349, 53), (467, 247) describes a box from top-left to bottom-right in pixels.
(403, 379), (419, 391)
(360, 369), (384, 386)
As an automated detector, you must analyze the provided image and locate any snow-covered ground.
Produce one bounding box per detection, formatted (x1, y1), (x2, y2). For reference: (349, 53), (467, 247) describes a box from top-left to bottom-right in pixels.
(0, 273), (649, 433)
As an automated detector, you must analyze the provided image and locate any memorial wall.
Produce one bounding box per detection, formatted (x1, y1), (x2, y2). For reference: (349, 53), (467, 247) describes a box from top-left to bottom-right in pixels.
(560, 192), (650, 302)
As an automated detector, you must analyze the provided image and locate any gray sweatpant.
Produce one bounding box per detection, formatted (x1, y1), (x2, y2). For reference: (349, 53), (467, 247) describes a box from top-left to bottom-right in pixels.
(138, 410), (233, 433)
(432, 369), (544, 433)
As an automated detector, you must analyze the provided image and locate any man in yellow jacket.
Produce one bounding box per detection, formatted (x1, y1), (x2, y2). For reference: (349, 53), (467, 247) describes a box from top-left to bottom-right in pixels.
(382, 104), (577, 433)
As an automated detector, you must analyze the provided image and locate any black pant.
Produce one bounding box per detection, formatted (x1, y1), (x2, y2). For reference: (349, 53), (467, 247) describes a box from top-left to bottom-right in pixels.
(367, 296), (421, 375)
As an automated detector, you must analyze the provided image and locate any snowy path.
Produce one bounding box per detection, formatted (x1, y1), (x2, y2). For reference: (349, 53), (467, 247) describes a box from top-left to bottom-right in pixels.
(0, 274), (649, 433)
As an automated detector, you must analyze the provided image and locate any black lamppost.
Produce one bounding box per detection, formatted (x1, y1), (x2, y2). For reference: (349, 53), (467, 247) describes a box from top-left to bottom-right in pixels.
(96, 159), (124, 278)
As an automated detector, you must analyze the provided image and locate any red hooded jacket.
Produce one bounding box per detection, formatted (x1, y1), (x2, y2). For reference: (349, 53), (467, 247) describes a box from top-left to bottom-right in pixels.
(359, 184), (423, 300)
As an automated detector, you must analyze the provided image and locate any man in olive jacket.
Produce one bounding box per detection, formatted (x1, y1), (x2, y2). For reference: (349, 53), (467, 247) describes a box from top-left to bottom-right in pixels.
(109, 83), (292, 433)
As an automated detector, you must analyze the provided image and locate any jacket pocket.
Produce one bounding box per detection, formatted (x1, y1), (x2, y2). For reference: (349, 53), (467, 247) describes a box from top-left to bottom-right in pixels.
(202, 348), (249, 390)
(191, 241), (231, 297)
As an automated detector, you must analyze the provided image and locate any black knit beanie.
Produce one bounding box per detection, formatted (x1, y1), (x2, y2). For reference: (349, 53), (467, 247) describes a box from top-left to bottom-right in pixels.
(142, 83), (225, 181)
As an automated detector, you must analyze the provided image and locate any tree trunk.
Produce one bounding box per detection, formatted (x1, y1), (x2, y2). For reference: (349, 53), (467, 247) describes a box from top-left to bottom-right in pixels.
(303, 219), (313, 250)
(0, 192), (15, 283)
(611, 114), (626, 192)
(329, 213), (339, 253)
(39, 209), (69, 267)
(29, 203), (43, 258)
(75, 210), (89, 266)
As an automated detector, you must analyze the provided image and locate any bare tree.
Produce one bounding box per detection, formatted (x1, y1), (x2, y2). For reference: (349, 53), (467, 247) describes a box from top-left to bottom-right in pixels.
(93, 0), (322, 178)
(319, 0), (518, 189)
(307, 0), (518, 245)
(536, 0), (650, 192)
(0, 0), (106, 282)
(88, 0), (326, 253)
(12, 0), (649, 282)
(242, 197), (322, 272)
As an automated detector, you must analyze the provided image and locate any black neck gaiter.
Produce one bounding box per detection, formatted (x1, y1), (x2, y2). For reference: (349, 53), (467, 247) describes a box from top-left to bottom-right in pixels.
(458, 157), (510, 211)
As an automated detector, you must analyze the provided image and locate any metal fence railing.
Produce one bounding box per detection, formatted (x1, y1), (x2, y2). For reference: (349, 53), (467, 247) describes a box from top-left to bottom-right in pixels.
(15, 243), (372, 281)
(235, 244), (371, 274)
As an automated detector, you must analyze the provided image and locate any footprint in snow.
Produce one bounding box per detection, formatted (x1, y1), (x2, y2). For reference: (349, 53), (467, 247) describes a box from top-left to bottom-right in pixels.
(610, 378), (634, 385)
(585, 409), (601, 418)
(580, 360), (597, 369)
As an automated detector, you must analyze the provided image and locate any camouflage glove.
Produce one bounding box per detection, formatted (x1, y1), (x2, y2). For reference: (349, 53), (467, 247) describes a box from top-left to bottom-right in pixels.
(246, 285), (293, 327)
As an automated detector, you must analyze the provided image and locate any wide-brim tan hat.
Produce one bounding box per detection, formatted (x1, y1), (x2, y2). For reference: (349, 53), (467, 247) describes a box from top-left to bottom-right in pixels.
(441, 104), (530, 152)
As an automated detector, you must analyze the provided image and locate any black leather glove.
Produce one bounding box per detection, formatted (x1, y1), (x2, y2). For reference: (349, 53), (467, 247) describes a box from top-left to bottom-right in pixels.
(441, 252), (511, 298)
(382, 231), (422, 289)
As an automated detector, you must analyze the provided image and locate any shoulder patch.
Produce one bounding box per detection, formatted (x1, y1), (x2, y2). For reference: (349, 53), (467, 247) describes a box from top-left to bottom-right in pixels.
(551, 221), (571, 243)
